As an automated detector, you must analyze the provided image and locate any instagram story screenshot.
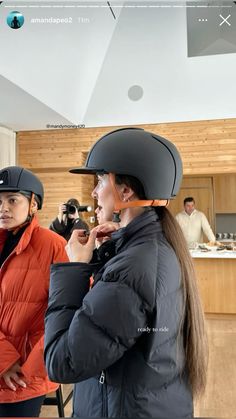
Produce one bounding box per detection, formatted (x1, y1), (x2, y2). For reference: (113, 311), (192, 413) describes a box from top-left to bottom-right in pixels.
(0, 1), (236, 418)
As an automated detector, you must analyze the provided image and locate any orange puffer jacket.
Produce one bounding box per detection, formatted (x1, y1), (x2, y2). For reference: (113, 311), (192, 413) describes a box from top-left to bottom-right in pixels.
(0, 216), (68, 403)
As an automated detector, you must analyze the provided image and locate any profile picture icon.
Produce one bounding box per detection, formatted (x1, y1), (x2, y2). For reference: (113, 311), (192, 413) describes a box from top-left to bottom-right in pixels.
(7, 11), (24, 29)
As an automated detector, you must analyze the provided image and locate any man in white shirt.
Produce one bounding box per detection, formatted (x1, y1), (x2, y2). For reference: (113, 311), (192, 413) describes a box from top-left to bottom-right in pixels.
(176, 196), (215, 246)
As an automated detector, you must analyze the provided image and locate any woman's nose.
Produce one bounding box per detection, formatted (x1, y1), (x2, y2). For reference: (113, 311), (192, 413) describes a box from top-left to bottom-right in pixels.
(0, 202), (9, 212)
(91, 187), (97, 199)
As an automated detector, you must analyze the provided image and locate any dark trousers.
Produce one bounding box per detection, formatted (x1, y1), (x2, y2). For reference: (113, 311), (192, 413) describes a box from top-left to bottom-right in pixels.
(0, 395), (45, 417)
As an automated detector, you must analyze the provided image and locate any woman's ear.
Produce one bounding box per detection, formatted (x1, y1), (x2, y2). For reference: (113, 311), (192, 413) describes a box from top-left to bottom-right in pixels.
(31, 199), (38, 213)
(120, 184), (136, 202)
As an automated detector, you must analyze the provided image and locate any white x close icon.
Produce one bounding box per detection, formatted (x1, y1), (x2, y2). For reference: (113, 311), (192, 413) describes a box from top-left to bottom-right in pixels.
(219, 14), (231, 26)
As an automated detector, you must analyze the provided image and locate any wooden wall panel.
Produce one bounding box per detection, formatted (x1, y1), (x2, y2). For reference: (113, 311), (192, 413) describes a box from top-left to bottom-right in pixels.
(17, 118), (236, 227)
(214, 174), (236, 213)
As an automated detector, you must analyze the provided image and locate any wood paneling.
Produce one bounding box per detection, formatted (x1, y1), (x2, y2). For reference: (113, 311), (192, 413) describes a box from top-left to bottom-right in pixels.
(17, 119), (236, 174)
(214, 174), (236, 213)
(17, 118), (236, 227)
(180, 177), (213, 188)
(193, 258), (236, 314)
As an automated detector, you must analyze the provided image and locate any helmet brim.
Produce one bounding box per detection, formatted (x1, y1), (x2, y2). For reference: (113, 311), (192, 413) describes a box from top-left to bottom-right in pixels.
(69, 167), (107, 175)
(0, 187), (21, 192)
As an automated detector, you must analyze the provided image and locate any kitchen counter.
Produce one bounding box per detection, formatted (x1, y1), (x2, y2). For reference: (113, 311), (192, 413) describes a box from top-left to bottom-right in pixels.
(190, 243), (236, 258)
(192, 256), (236, 314)
(190, 249), (236, 258)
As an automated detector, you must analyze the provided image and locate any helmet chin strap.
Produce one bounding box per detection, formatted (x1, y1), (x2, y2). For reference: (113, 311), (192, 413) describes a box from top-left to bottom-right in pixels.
(108, 173), (169, 222)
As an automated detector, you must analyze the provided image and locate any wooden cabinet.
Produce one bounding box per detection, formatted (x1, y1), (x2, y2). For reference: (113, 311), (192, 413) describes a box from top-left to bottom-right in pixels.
(168, 176), (215, 231)
(193, 258), (236, 314)
(214, 174), (236, 213)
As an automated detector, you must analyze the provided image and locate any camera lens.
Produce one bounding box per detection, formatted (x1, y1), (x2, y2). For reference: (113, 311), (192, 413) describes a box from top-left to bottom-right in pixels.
(63, 204), (76, 214)
(68, 205), (76, 214)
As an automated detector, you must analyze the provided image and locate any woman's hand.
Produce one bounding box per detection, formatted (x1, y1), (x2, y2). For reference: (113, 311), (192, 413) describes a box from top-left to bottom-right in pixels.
(94, 222), (120, 247)
(57, 203), (67, 222)
(1, 362), (26, 391)
(66, 229), (97, 263)
(65, 222), (120, 262)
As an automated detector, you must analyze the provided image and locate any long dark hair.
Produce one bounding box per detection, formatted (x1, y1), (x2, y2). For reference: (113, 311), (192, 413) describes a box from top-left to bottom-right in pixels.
(115, 174), (208, 398)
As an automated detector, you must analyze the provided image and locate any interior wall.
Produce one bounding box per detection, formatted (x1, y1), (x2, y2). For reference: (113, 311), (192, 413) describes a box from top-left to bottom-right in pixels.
(16, 117), (236, 227)
(0, 126), (16, 168)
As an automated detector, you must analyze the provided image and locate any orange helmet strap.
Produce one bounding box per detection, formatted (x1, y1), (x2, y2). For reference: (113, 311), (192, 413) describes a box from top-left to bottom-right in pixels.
(108, 173), (169, 212)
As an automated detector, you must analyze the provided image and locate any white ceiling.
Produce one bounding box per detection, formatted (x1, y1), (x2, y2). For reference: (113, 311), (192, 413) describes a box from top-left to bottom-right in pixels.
(0, 0), (236, 131)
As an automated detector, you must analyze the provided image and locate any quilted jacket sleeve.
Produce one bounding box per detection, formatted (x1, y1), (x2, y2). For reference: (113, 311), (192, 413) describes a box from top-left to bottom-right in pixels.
(44, 262), (149, 384)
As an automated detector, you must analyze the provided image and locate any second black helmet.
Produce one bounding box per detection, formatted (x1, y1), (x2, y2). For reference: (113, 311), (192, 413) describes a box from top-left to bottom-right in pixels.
(0, 166), (44, 209)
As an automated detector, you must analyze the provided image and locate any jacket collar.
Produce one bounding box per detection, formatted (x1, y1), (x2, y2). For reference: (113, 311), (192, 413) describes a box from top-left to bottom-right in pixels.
(0, 215), (39, 255)
(111, 208), (162, 253)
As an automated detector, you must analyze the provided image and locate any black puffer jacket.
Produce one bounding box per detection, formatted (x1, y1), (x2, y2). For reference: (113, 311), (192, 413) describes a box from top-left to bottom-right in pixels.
(49, 217), (89, 241)
(44, 210), (193, 418)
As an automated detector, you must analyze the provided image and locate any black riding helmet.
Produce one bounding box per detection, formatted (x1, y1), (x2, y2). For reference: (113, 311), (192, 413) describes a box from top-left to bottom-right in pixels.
(0, 166), (44, 209)
(70, 127), (183, 200)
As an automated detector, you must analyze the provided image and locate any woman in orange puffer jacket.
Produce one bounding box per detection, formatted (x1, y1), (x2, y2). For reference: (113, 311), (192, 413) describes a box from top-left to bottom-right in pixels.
(0, 166), (68, 417)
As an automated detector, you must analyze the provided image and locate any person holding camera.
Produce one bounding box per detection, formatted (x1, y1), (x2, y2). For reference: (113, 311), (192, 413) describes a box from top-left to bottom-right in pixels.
(49, 198), (89, 241)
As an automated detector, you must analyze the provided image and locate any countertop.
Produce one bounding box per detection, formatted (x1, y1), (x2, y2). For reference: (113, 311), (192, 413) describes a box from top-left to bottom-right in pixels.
(190, 246), (236, 259)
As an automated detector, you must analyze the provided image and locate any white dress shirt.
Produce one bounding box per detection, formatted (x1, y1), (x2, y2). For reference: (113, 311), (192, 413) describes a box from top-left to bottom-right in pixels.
(176, 209), (215, 245)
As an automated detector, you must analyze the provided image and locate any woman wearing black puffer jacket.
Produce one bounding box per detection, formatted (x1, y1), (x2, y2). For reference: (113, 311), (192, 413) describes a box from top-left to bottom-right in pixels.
(44, 128), (208, 418)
